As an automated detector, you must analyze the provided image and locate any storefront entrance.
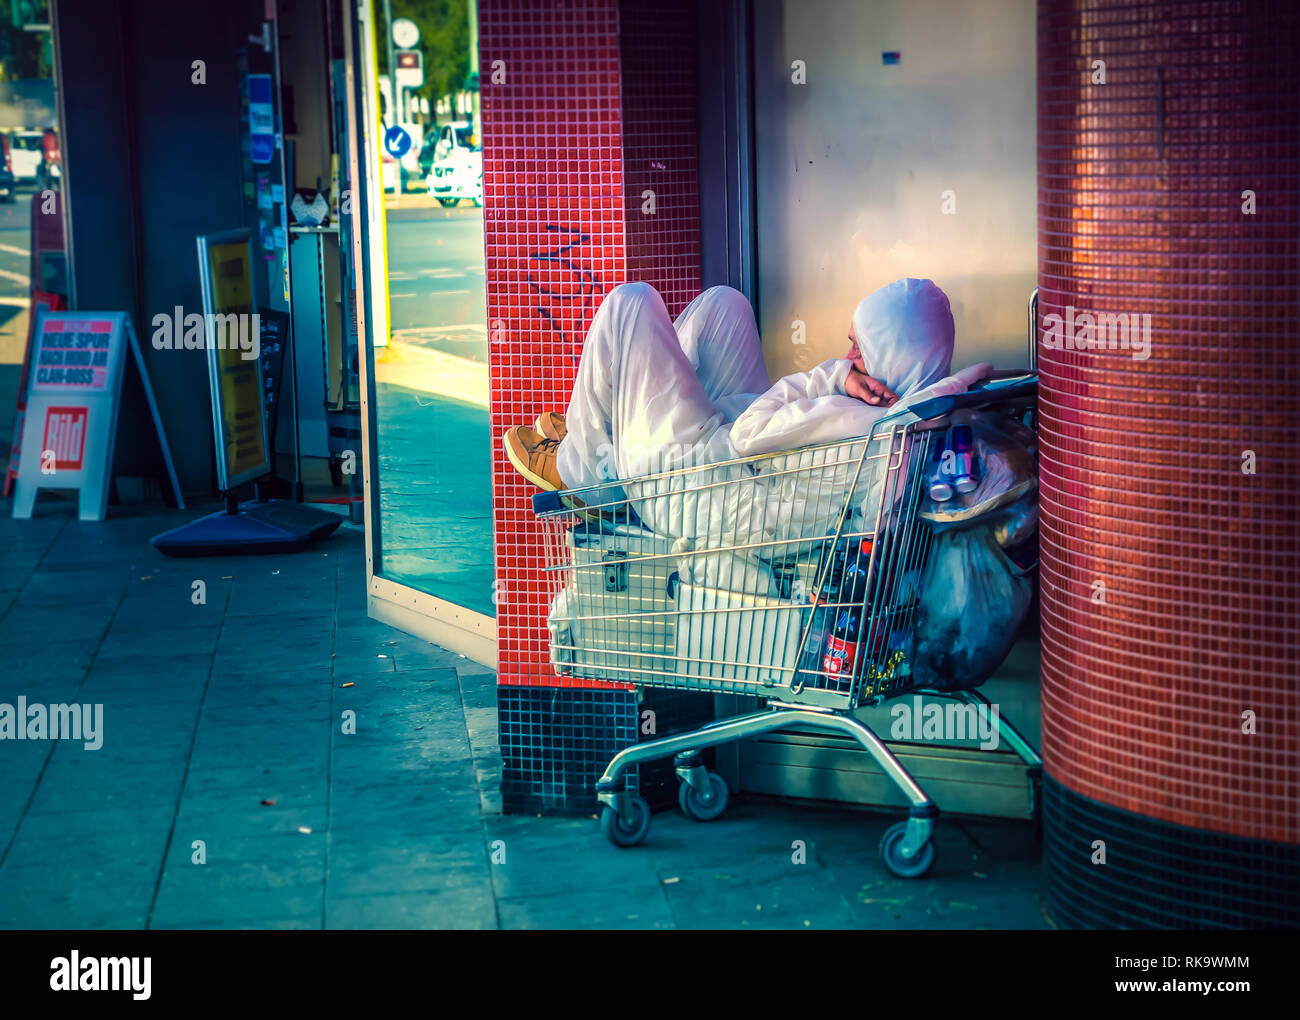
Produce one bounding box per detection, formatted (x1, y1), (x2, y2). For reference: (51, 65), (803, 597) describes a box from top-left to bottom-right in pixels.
(706, 0), (1040, 818)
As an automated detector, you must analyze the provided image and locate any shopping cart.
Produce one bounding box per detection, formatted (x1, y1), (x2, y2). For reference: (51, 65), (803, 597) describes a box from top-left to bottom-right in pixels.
(531, 374), (1041, 877)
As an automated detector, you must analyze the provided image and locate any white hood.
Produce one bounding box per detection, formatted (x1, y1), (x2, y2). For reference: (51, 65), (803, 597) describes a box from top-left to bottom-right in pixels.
(851, 277), (955, 397)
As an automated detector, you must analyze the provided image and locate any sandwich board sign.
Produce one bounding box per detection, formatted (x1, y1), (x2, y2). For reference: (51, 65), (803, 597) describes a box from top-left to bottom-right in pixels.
(149, 229), (343, 557)
(197, 229), (270, 491)
(11, 310), (183, 520)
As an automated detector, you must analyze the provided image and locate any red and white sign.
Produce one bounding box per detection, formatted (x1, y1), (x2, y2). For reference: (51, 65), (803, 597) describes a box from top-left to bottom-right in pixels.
(41, 406), (88, 470)
(15, 312), (131, 520)
(13, 310), (182, 521)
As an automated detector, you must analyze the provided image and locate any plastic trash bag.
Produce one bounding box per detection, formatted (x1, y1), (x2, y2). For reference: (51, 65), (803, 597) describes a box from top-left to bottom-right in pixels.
(911, 521), (1035, 691)
(909, 406), (1039, 691)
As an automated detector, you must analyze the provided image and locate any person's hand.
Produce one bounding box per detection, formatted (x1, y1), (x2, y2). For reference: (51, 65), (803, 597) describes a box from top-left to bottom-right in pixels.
(845, 367), (899, 407)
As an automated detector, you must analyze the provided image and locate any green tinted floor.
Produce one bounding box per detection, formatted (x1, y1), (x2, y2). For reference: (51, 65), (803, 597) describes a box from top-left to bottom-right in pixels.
(0, 500), (1046, 929)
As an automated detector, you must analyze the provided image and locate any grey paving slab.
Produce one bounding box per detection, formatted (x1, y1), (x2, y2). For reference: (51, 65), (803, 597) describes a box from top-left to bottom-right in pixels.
(84, 651), (212, 688)
(326, 831), (489, 899)
(197, 667), (334, 695)
(2, 822), (172, 875)
(186, 731), (330, 776)
(660, 865), (859, 929)
(326, 772), (482, 824)
(152, 875), (325, 927)
(2, 639), (100, 684)
(95, 624), (222, 660)
(483, 815), (665, 899)
(497, 882), (676, 930)
(152, 915), (318, 930)
(0, 604), (116, 645)
(174, 794), (329, 838)
(0, 882), (157, 929)
(325, 885), (495, 930)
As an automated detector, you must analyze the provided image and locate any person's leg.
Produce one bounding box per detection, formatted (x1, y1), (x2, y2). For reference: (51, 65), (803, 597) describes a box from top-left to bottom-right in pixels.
(555, 281), (724, 492)
(673, 285), (771, 411)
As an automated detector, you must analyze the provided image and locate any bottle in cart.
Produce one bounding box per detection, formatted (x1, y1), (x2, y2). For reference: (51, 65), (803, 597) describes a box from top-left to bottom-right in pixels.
(795, 593), (834, 682)
(822, 609), (861, 681)
(794, 529), (852, 684)
(841, 537), (875, 606)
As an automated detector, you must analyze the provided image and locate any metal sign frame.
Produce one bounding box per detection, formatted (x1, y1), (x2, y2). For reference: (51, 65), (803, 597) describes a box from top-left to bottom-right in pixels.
(197, 228), (271, 492)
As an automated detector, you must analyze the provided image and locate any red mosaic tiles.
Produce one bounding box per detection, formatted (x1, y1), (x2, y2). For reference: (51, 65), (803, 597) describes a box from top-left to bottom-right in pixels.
(1037, 0), (1300, 844)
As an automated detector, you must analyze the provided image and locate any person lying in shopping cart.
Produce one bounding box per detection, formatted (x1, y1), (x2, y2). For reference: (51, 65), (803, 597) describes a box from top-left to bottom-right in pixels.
(504, 277), (992, 591)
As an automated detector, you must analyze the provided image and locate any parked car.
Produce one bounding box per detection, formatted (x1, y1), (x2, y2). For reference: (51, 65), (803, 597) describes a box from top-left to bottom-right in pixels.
(424, 120), (482, 207)
(8, 130), (45, 183)
(419, 120), (476, 177)
(427, 150), (482, 207)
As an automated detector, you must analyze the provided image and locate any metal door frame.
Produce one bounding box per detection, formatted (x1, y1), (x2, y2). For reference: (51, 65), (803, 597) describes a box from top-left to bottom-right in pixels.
(342, 0), (496, 667)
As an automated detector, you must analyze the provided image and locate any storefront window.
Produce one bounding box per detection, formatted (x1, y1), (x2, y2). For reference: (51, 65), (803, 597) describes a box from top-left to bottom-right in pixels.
(0, 3), (63, 368)
(368, 3), (493, 618)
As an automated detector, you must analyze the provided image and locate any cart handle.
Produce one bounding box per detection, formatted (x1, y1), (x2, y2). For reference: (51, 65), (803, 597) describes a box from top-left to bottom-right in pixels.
(906, 373), (1037, 422)
(533, 490), (566, 515)
(531, 374), (1038, 517)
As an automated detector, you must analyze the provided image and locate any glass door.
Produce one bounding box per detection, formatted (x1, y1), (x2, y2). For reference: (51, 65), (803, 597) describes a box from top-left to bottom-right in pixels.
(344, 0), (494, 662)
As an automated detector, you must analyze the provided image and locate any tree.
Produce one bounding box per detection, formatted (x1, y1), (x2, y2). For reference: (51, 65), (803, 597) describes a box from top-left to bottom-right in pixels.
(378, 0), (470, 113)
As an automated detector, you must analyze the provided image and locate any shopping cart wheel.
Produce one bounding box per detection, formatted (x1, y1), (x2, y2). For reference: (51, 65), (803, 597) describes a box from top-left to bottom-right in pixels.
(678, 772), (729, 822)
(880, 821), (936, 878)
(600, 796), (651, 848)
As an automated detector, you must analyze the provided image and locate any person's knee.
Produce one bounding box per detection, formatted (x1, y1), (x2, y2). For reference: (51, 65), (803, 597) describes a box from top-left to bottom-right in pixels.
(698, 285), (751, 313)
(605, 280), (658, 311)
(693, 286), (756, 331)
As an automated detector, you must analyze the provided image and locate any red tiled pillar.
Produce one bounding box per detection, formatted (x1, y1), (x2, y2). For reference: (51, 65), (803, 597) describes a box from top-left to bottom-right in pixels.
(1037, 0), (1300, 927)
(480, 0), (702, 811)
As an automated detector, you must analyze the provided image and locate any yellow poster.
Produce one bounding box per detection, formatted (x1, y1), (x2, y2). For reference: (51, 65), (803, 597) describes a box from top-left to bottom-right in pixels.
(205, 239), (267, 486)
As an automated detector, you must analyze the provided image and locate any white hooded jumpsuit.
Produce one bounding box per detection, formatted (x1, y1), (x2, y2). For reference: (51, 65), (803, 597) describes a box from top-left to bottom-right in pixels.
(553, 279), (990, 592)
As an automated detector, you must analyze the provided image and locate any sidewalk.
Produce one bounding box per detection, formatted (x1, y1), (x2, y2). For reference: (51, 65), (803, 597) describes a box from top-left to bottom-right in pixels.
(0, 500), (1047, 929)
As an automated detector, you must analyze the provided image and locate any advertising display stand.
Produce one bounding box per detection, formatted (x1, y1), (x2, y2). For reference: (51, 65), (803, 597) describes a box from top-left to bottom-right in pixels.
(150, 230), (342, 556)
(11, 309), (183, 520)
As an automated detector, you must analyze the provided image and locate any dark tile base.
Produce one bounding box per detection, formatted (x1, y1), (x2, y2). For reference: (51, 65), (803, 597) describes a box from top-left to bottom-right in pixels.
(1043, 773), (1300, 929)
(498, 685), (715, 815)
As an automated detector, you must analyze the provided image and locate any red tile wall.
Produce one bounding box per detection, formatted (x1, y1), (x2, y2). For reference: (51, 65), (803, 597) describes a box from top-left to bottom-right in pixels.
(618, 0), (702, 311)
(1037, 0), (1300, 843)
(481, 0), (702, 688)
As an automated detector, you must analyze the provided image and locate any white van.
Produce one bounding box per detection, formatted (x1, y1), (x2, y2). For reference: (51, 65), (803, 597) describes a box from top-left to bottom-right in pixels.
(425, 121), (482, 208)
(9, 131), (44, 182)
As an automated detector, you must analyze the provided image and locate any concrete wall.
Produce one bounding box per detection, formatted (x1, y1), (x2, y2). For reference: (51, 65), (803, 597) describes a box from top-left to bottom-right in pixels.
(751, 0), (1037, 379)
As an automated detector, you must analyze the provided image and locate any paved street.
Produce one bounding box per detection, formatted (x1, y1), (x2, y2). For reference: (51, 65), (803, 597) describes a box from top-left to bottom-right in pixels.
(383, 201), (486, 353)
(0, 190), (36, 483)
(0, 501), (1046, 929)
(0, 189), (32, 305)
